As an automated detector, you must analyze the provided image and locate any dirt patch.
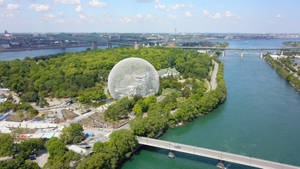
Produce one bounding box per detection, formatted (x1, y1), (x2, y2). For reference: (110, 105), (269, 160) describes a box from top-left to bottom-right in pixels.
(6, 112), (35, 122)
(62, 109), (78, 120)
(80, 112), (129, 129)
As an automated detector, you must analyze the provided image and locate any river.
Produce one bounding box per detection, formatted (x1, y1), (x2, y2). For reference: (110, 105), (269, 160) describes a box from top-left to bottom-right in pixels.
(1, 39), (299, 169)
(0, 46), (108, 61)
(122, 39), (300, 169)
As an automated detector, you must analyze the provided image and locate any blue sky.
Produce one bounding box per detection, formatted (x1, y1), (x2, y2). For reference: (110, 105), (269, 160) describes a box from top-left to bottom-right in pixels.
(0, 0), (299, 33)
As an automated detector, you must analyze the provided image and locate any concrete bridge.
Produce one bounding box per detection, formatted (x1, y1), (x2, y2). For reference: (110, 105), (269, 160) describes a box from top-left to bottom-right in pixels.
(168, 46), (300, 59)
(169, 46), (300, 51)
(220, 51), (265, 59)
(137, 136), (300, 169)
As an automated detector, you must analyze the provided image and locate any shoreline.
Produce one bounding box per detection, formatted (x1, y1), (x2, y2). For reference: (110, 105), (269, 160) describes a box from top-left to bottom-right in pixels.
(0, 44), (92, 53)
(265, 55), (300, 92)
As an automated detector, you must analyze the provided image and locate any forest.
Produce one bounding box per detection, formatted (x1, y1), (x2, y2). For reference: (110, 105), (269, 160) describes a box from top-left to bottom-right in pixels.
(0, 47), (211, 103)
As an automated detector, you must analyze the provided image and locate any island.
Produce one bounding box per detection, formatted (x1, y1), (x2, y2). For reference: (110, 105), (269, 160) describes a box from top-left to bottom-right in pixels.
(0, 47), (226, 169)
(282, 41), (300, 48)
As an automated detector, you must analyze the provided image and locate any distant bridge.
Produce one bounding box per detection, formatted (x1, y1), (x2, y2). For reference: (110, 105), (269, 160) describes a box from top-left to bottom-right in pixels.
(168, 46), (300, 51)
(167, 46), (300, 59)
(137, 136), (300, 169)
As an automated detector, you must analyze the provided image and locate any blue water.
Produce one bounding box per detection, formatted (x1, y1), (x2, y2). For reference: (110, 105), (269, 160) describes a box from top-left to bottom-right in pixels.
(123, 39), (300, 169)
(0, 46), (107, 61)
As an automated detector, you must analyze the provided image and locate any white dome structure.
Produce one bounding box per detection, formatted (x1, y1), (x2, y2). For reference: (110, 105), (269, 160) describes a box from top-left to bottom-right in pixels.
(108, 57), (159, 100)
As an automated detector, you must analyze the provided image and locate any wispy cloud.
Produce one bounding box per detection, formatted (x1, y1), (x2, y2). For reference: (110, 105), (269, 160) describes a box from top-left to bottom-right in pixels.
(171, 4), (193, 10)
(29, 4), (50, 12)
(155, 2), (193, 12)
(88, 0), (106, 8)
(202, 10), (239, 20)
(6, 4), (20, 10)
(75, 5), (83, 12)
(185, 11), (192, 17)
(168, 14), (176, 19)
(54, 0), (80, 5)
(44, 13), (56, 19)
(120, 17), (131, 23)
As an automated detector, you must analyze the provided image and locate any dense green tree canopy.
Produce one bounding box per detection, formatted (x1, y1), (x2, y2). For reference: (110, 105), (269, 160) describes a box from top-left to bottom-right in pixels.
(45, 137), (66, 157)
(77, 129), (137, 169)
(0, 134), (14, 157)
(60, 123), (85, 144)
(0, 47), (211, 102)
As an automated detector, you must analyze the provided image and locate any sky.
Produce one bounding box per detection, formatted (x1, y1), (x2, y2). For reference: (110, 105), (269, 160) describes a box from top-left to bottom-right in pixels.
(0, 0), (300, 33)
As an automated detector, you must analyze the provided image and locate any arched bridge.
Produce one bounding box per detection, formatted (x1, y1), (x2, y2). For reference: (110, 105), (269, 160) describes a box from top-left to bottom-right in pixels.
(137, 136), (300, 169)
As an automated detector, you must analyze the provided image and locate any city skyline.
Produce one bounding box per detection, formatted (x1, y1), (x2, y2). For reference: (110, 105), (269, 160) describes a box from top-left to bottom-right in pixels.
(1, 0), (300, 33)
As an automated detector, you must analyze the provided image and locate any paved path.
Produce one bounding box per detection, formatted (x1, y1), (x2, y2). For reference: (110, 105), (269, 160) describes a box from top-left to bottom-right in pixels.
(138, 137), (300, 169)
(205, 79), (211, 92)
(211, 60), (219, 90)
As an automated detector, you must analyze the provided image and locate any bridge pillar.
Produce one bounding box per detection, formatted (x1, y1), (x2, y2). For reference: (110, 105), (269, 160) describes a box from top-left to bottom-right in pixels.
(217, 160), (226, 169)
(222, 51), (225, 58)
(168, 151), (175, 159)
(260, 53), (263, 59)
(280, 50), (284, 56)
(240, 52), (244, 59)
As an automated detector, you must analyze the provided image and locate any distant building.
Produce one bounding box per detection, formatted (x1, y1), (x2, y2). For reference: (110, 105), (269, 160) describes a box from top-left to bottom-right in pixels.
(4, 30), (11, 37)
(197, 50), (208, 54)
(134, 42), (139, 50)
(92, 42), (98, 50)
(158, 68), (180, 78)
(270, 54), (287, 60)
(0, 44), (10, 49)
(167, 43), (176, 47)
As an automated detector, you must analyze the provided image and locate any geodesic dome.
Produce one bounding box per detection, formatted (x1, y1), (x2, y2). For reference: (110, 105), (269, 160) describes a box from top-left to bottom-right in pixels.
(108, 57), (159, 100)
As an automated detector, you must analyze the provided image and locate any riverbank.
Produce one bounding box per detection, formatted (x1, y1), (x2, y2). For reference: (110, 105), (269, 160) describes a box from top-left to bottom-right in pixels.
(0, 44), (92, 53)
(265, 55), (300, 92)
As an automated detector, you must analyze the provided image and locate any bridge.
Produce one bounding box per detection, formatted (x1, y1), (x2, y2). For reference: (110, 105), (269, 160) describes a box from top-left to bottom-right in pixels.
(167, 46), (300, 59)
(169, 46), (300, 51)
(137, 136), (300, 169)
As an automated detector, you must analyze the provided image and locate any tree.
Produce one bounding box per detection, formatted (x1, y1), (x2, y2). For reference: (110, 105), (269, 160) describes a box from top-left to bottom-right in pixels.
(45, 137), (66, 157)
(44, 151), (80, 169)
(60, 123), (84, 144)
(17, 139), (43, 159)
(76, 152), (112, 169)
(0, 134), (14, 157)
(132, 102), (142, 115)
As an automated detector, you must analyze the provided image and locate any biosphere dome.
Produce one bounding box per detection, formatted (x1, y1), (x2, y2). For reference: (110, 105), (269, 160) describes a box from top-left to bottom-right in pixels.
(108, 57), (159, 100)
